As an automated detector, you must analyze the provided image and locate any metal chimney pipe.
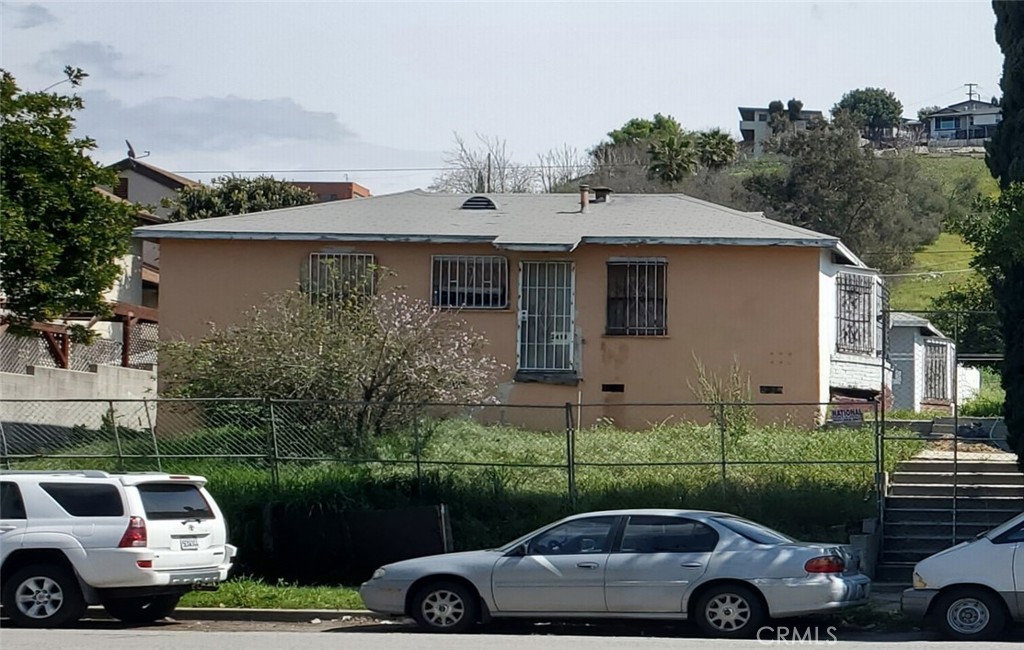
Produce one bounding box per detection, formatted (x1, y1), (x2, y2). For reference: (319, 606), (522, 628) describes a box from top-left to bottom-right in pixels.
(579, 184), (590, 213)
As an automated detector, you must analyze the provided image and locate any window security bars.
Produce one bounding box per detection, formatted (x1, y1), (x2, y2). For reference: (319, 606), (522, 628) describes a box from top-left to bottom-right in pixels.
(606, 259), (667, 336)
(518, 261), (574, 372)
(306, 253), (375, 302)
(923, 339), (951, 401)
(431, 256), (508, 309)
(836, 273), (875, 355)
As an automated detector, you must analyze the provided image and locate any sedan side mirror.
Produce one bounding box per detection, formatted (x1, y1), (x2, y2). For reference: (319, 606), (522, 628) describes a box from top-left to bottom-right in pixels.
(507, 543), (528, 557)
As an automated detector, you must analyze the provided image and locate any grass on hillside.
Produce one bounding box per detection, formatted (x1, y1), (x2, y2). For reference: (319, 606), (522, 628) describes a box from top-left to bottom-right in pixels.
(888, 232), (978, 312)
(913, 154), (999, 199)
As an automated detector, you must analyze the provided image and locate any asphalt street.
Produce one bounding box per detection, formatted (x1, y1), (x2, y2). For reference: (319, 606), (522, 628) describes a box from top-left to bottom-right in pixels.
(3, 627), (1024, 650)
(3, 618), (1024, 650)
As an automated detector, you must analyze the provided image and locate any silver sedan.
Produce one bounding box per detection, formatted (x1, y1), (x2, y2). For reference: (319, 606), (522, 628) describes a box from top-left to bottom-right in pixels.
(360, 508), (870, 638)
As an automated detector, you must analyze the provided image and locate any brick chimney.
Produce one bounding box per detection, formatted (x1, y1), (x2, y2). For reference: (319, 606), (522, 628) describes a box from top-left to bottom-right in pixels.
(579, 184), (590, 213)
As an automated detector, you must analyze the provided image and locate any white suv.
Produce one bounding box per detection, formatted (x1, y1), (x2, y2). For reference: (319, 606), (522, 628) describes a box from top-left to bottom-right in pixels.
(0, 470), (236, 627)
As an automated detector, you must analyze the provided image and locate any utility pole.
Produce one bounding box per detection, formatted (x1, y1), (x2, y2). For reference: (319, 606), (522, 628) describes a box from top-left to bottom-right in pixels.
(965, 83), (979, 102)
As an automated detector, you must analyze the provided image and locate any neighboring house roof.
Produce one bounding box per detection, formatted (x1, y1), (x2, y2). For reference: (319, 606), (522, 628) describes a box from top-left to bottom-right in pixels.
(108, 158), (199, 190)
(924, 100), (1002, 118)
(891, 312), (947, 338)
(134, 190), (866, 264)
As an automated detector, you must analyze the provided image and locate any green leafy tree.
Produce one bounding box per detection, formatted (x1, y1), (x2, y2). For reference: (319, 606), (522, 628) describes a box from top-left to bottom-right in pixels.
(606, 113), (682, 145)
(986, 0), (1024, 188)
(695, 129), (738, 171)
(833, 87), (904, 144)
(928, 275), (1002, 355)
(744, 117), (944, 272)
(949, 184), (1024, 466)
(648, 133), (698, 184)
(165, 175), (317, 221)
(917, 105), (942, 123)
(162, 288), (505, 448)
(1, 67), (136, 331)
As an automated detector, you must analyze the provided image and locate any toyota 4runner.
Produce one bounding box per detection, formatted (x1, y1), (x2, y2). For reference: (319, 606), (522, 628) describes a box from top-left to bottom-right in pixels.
(0, 470), (236, 627)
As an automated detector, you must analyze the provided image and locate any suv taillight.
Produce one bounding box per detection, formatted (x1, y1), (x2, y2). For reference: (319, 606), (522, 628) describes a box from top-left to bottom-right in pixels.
(804, 555), (845, 573)
(119, 516), (148, 548)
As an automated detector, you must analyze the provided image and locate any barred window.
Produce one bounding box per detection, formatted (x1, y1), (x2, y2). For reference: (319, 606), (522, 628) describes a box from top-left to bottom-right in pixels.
(606, 259), (667, 336)
(431, 256), (508, 309)
(836, 272), (876, 355)
(306, 253), (375, 302)
(923, 340), (952, 401)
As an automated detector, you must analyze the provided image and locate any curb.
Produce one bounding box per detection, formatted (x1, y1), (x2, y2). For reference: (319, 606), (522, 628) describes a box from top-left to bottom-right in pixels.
(86, 606), (386, 623)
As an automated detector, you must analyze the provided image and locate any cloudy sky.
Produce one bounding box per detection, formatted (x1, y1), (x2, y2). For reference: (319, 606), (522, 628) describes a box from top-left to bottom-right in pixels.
(1, 1), (1004, 194)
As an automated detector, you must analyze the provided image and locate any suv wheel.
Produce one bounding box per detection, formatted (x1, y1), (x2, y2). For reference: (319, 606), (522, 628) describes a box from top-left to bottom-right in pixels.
(2, 564), (87, 628)
(103, 594), (182, 624)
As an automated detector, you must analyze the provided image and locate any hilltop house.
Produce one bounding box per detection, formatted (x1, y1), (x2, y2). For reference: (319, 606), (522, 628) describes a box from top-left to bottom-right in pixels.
(738, 106), (825, 156)
(134, 187), (890, 429)
(923, 100), (1002, 147)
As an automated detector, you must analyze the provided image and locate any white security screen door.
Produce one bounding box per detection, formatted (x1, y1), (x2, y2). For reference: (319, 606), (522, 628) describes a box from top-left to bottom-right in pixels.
(517, 261), (575, 372)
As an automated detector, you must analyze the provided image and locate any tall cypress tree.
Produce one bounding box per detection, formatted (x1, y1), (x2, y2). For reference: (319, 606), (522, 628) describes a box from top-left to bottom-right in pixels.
(984, 2), (1024, 468)
(986, 0), (1024, 187)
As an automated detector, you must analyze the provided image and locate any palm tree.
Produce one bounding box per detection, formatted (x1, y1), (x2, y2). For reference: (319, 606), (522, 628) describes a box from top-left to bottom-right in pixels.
(695, 130), (738, 171)
(647, 134), (698, 184)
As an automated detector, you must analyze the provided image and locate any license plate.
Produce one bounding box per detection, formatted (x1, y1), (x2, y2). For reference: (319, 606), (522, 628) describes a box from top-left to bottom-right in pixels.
(180, 536), (199, 550)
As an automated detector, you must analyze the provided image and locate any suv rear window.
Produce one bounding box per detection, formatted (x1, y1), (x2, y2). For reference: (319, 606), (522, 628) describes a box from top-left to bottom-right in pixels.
(138, 483), (214, 520)
(1, 482), (27, 519)
(41, 483), (124, 517)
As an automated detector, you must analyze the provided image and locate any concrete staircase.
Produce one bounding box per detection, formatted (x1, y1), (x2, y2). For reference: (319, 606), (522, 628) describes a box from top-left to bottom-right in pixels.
(876, 455), (1024, 584)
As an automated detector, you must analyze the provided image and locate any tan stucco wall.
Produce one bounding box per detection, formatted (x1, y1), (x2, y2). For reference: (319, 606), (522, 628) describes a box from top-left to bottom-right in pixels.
(157, 239), (822, 429)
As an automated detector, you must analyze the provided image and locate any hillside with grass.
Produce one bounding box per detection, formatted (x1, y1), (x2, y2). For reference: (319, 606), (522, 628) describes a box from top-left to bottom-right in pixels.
(888, 154), (995, 311)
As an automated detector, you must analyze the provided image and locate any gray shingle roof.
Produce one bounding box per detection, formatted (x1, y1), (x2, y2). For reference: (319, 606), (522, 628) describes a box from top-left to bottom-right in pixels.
(133, 189), (846, 253)
(891, 312), (946, 337)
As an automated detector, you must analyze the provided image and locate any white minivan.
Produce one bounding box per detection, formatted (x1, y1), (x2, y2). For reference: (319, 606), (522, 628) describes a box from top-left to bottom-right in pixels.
(0, 470), (236, 627)
(902, 511), (1024, 641)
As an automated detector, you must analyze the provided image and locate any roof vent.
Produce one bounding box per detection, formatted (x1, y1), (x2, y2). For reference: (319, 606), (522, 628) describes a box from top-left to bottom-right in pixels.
(461, 196), (497, 210)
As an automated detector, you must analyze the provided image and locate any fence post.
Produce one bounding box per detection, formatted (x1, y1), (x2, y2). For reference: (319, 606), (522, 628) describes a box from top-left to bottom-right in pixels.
(109, 400), (125, 472)
(565, 402), (577, 510)
(873, 398), (884, 534)
(413, 413), (423, 494)
(143, 398), (162, 472)
(0, 420), (10, 469)
(717, 403), (727, 498)
(266, 399), (280, 488)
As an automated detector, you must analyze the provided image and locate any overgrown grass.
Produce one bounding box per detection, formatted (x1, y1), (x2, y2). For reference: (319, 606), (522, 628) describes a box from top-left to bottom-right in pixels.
(914, 154), (999, 199)
(961, 365), (1005, 417)
(180, 578), (363, 609)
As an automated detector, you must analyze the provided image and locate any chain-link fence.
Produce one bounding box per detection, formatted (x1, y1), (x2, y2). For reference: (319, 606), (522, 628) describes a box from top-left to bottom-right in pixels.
(0, 398), (890, 500)
(0, 323), (158, 374)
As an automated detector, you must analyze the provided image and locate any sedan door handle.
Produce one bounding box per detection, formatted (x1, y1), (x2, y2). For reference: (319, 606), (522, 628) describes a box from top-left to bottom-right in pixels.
(576, 562), (599, 569)
(0, 525), (16, 532)
(681, 562), (703, 568)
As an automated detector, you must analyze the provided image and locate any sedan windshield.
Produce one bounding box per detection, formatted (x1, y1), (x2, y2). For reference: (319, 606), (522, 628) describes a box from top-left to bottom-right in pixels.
(712, 516), (794, 545)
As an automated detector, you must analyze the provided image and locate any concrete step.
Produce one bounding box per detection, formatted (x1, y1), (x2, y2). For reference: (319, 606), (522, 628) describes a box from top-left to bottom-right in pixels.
(884, 495), (1023, 510)
(874, 562), (915, 584)
(881, 548), (963, 565)
(884, 507), (1020, 527)
(884, 521), (993, 538)
(889, 483), (1024, 498)
(882, 535), (973, 553)
(894, 460), (1019, 474)
(890, 472), (1024, 486)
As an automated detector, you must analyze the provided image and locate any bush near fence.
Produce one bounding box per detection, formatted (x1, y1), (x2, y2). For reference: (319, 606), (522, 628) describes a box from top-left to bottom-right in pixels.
(0, 398), (924, 584)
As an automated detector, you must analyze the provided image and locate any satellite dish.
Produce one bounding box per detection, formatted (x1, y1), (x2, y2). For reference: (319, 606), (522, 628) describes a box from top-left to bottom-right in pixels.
(126, 140), (137, 159)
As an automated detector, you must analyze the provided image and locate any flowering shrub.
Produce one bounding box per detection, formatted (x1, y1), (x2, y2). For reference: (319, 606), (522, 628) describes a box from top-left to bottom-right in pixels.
(161, 289), (506, 448)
